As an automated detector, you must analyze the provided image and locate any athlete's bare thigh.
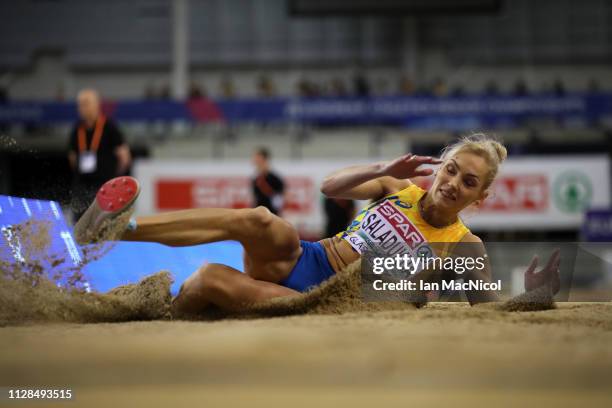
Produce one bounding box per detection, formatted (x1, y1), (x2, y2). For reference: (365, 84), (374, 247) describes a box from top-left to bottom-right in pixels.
(236, 207), (302, 283)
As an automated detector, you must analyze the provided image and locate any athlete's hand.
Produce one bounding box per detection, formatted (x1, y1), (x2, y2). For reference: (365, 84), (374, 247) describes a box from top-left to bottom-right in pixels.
(524, 249), (561, 295)
(381, 154), (443, 180)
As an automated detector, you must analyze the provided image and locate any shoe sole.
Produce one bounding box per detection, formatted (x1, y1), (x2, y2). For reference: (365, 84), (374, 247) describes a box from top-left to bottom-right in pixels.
(74, 176), (140, 245)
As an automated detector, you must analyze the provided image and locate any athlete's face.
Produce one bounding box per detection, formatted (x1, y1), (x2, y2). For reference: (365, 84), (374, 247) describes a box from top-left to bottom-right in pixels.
(430, 152), (490, 212)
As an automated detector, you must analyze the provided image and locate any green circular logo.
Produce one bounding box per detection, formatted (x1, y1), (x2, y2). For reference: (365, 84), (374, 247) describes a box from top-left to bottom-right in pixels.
(553, 170), (593, 213)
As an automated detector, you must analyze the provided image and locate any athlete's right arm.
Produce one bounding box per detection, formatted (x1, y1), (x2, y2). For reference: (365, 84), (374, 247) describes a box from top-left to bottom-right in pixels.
(321, 154), (442, 201)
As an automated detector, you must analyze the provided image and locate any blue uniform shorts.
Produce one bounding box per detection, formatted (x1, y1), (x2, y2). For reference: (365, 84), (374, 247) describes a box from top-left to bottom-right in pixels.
(280, 240), (336, 292)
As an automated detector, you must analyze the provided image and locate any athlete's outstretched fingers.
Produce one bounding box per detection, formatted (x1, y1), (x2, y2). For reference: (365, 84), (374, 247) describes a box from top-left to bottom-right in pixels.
(525, 255), (539, 277)
(538, 250), (560, 284)
(412, 155), (443, 164)
(524, 251), (562, 294)
(545, 249), (561, 294)
(540, 250), (561, 295)
(413, 168), (435, 177)
(523, 255), (540, 292)
(544, 249), (561, 272)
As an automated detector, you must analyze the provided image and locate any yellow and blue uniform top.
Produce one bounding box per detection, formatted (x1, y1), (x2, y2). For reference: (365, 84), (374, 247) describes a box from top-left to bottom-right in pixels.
(336, 184), (470, 258)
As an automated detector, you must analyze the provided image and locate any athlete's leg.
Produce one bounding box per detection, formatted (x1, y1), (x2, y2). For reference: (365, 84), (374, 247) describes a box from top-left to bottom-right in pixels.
(123, 206), (302, 281)
(74, 176), (302, 282)
(171, 263), (299, 315)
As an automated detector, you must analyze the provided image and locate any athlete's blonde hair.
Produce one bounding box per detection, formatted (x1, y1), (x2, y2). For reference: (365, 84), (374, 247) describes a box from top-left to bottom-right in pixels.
(440, 133), (507, 189)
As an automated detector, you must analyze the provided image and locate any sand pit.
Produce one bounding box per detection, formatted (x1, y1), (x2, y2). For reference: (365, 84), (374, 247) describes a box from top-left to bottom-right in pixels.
(0, 219), (556, 325)
(1, 256), (557, 325)
(0, 303), (610, 407)
(1, 214), (560, 325)
(2, 220), (610, 406)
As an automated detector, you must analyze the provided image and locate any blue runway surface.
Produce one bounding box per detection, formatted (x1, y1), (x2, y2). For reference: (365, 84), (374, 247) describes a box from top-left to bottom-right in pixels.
(0, 195), (243, 295)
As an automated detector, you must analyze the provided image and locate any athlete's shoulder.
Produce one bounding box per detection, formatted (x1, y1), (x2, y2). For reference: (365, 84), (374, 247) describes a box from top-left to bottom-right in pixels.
(379, 177), (413, 197)
(388, 182), (426, 204)
(460, 231), (482, 244)
(405, 183), (425, 194)
(455, 232), (486, 259)
(388, 181), (423, 195)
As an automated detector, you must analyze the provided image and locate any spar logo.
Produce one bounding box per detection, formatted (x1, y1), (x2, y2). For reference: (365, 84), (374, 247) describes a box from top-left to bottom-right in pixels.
(418, 174), (548, 212)
(553, 170), (593, 213)
(156, 177), (314, 213)
(481, 174), (548, 212)
(377, 201), (425, 250)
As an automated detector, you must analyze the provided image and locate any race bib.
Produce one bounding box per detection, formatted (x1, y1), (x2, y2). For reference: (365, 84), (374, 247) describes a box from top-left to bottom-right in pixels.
(343, 199), (430, 259)
(79, 152), (97, 174)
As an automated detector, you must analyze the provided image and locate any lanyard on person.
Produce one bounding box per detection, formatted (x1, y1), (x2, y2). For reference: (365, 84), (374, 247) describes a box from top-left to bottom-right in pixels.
(78, 115), (106, 153)
(77, 115), (106, 174)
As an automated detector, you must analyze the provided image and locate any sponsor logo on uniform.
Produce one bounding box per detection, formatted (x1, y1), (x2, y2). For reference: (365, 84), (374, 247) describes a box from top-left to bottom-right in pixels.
(343, 199), (425, 257)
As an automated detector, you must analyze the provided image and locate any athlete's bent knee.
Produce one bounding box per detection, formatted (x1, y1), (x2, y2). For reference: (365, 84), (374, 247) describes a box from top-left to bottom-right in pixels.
(246, 206), (274, 228)
(196, 263), (236, 297)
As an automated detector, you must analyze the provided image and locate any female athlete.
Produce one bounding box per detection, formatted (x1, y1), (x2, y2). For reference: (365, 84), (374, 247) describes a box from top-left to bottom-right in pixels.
(74, 134), (560, 315)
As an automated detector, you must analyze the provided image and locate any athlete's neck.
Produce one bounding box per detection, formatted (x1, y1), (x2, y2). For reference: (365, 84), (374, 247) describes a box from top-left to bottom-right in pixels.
(418, 192), (458, 228)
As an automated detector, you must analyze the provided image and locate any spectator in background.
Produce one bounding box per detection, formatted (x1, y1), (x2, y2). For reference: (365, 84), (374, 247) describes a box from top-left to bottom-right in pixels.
(432, 77), (448, 97)
(484, 80), (500, 96)
(513, 79), (529, 97)
(56, 84), (66, 102)
(219, 77), (236, 99)
(329, 78), (348, 97)
(323, 197), (356, 238)
(159, 84), (171, 100)
(257, 75), (276, 98)
(588, 78), (601, 94)
(297, 78), (320, 98)
(297, 79), (310, 97)
(525, 129), (543, 154)
(144, 83), (157, 100)
(252, 147), (285, 216)
(450, 85), (466, 97)
(67, 89), (131, 221)
(399, 76), (415, 96)
(375, 78), (389, 96)
(186, 82), (222, 123)
(353, 72), (370, 97)
(552, 78), (566, 97)
(188, 82), (206, 100)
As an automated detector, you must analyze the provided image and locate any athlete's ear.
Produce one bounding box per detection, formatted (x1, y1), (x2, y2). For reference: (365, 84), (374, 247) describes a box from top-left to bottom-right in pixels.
(474, 189), (489, 208)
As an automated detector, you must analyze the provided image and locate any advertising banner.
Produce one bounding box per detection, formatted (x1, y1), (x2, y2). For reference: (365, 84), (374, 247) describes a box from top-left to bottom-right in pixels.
(583, 210), (612, 241)
(135, 155), (610, 234)
(1, 94), (611, 129)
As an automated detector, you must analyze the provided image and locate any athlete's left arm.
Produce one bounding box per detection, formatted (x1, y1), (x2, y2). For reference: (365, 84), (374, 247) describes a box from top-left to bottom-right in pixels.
(457, 233), (500, 305)
(321, 154), (442, 200)
(460, 234), (562, 305)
